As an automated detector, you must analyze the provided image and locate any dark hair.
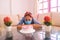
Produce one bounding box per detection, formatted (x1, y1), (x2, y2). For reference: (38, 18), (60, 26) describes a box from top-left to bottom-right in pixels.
(24, 12), (33, 18)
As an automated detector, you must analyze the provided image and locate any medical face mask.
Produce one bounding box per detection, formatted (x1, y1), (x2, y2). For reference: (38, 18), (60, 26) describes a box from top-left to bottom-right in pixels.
(25, 20), (32, 24)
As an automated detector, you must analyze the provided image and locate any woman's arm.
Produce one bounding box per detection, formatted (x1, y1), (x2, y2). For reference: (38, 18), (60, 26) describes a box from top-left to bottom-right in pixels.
(17, 18), (42, 30)
(32, 18), (42, 30)
(18, 17), (25, 25)
(17, 17), (24, 30)
(17, 25), (22, 30)
(17, 24), (42, 30)
(31, 24), (42, 30)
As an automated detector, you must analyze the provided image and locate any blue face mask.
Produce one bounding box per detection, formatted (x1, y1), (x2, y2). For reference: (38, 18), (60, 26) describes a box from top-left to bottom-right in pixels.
(25, 21), (32, 24)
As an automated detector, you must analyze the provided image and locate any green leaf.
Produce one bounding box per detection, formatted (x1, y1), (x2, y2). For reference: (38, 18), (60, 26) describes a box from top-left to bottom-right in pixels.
(4, 21), (12, 26)
(44, 22), (52, 26)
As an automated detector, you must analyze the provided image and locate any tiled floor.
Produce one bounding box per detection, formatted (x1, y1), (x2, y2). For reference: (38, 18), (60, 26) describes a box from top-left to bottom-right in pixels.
(39, 31), (60, 40)
(0, 26), (60, 40)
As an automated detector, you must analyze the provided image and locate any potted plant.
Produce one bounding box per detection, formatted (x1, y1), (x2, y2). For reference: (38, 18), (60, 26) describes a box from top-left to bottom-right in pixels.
(4, 16), (12, 26)
(43, 16), (52, 40)
(3, 16), (12, 38)
(4, 16), (12, 31)
(44, 16), (52, 26)
(43, 16), (52, 31)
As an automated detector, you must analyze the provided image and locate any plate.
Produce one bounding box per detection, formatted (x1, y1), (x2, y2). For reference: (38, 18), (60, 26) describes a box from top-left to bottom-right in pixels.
(20, 29), (35, 34)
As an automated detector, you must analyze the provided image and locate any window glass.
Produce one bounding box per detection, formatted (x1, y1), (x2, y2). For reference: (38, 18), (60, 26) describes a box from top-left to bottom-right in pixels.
(43, 2), (48, 8)
(51, 8), (57, 12)
(51, 0), (57, 7)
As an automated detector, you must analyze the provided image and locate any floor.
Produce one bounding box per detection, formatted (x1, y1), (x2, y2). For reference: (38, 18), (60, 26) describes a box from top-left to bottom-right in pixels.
(0, 26), (60, 40)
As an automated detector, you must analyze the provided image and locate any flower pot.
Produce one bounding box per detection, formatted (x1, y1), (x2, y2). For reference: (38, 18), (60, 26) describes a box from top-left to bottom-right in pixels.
(6, 26), (13, 38)
(45, 25), (51, 32)
(6, 26), (12, 31)
(45, 25), (52, 40)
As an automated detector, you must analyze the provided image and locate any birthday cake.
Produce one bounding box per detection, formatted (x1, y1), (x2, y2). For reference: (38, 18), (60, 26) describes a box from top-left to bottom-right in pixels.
(20, 25), (35, 33)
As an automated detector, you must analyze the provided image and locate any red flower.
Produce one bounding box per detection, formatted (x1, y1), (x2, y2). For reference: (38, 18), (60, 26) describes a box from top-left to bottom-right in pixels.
(44, 16), (52, 26)
(4, 17), (11, 22)
(3, 17), (12, 26)
(44, 16), (51, 22)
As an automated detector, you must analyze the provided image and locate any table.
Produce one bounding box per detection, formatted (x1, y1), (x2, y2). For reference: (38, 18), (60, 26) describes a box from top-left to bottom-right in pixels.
(0, 25), (60, 40)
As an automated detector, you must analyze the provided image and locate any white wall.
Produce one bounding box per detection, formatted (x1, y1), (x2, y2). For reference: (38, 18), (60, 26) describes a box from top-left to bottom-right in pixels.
(0, 0), (36, 25)
(11, 0), (36, 25)
(11, 0), (36, 15)
(36, 12), (60, 26)
(0, 0), (36, 16)
(0, 0), (60, 26)
(0, 0), (10, 16)
(0, 0), (11, 27)
(51, 12), (60, 25)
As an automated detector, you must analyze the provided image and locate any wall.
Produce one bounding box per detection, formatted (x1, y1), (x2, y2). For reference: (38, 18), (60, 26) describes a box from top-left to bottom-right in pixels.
(0, 0), (11, 27)
(0, 0), (60, 26)
(11, 0), (36, 15)
(0, 0), (10, 15)
(11, 0), (36, 25)
(36, 12), (60, 26)
(34, 0), (60, 26)
(35, 13), (51, 24)
(51, 12), (60, 25)
(0, 0), (36, 26)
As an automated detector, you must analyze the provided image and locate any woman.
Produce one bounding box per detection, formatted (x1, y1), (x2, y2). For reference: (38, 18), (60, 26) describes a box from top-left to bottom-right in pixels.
(17, 12), (42, 30)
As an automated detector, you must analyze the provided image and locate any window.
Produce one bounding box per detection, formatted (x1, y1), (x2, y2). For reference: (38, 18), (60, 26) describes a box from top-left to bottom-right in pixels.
(50, 0), (60, 12)
(58, 7), (60, 12)
(51, 8), (57, 12)
(43, 2), (48, 9)
(37, 0), (48, 14)
(58, 0), (60, 6)
(37, 0), (60, 14)
(43, 9), (48, 13)
(51, 0), (57, 7)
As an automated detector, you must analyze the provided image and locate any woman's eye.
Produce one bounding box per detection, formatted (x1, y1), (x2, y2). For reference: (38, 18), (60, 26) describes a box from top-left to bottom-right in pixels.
(25, 19), (31, 21)
(26, 20), (28, 21)
(29, 19), (30, 21)
(25, 19), (27, 21)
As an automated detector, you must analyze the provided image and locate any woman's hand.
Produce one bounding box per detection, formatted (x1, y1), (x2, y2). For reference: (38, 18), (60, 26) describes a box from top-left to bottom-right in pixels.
(17, 24), (42, 30)
(17, 25), (22, 30)
(31, 24), (42, 30)
(17, 24), (28, 30)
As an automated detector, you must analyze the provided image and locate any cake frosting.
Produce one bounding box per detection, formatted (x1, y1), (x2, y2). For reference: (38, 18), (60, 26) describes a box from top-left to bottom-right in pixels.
(22, 25), (33, 31)
(20, 25), (35, 33)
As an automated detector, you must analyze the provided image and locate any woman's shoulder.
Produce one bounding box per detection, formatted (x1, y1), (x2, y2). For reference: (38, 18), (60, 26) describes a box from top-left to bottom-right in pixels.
(32, 18), (40, 24)
(32, 18), (36, 20)
(21, 17), (25, 19)
(19, 17), (25, 21)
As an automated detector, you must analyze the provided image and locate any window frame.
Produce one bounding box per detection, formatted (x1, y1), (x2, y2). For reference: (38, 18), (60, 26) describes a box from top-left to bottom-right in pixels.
(37, 0), (60, 14)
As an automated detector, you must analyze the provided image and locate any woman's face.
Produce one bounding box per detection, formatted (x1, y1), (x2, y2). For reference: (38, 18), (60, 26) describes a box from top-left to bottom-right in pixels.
(25, 16), (32, 21)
